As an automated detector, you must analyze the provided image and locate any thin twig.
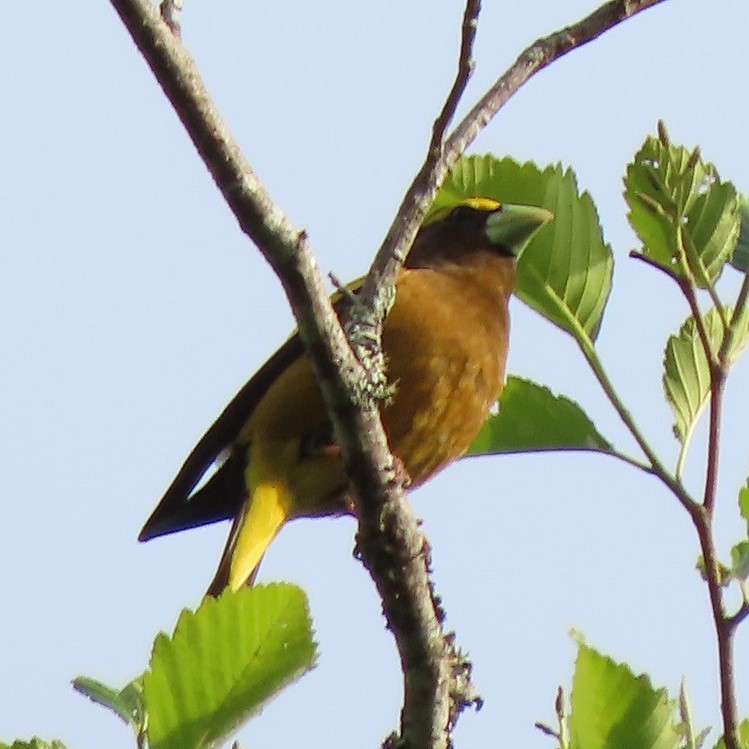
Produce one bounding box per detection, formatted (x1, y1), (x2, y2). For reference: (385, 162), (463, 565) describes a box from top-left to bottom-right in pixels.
(691, 505), (740, 749)
(446, 0), (667, 156)
(358, 0), (482, 317)
(428, 0), (481, 156)
(728, 601), (749, 628)
(698, 284), (738, 748)
(703, 368), (725, 517)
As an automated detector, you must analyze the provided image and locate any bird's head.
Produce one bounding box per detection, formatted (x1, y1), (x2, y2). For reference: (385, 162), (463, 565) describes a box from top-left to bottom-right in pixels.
(407, 197), (552, 269)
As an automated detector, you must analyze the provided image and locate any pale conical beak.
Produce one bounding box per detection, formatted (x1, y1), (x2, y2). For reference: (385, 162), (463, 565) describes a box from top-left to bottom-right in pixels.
(485, 204), (553, 256)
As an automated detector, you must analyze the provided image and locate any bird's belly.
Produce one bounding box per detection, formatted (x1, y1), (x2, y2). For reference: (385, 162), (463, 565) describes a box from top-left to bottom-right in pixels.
(380, 266), (510, 485)
(383, 348), (502, 485)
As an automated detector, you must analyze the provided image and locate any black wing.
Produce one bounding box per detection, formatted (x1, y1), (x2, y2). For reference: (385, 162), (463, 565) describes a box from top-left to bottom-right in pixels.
(138, 334), (305, 541)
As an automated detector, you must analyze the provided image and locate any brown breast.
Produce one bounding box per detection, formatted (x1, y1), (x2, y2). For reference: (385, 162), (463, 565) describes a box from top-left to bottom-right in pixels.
(382, 251), (514, 484)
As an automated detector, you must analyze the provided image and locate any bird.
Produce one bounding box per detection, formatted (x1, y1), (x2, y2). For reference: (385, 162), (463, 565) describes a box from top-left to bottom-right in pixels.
(138, 198), (552, 595)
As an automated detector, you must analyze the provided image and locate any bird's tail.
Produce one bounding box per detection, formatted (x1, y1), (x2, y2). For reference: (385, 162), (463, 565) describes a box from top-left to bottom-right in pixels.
(206, 480), (290, 596)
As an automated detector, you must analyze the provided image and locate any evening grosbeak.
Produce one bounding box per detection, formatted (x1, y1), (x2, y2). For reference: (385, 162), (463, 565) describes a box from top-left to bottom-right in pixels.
(139, 198), (551, 594)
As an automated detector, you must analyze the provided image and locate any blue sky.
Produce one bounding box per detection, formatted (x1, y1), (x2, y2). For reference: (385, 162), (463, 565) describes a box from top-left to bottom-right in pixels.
(2, 1), (748, 747)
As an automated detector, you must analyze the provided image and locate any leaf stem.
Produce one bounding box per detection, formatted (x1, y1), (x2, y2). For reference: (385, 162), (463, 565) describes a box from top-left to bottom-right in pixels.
(575, 335), (697, 512)
(719, 267), (749, 364)
(605, 450), (656, 475)
(675, 442), (689, 482)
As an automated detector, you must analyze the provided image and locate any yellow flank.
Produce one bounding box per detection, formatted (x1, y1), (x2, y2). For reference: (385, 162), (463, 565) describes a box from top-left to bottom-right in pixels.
(228, 479), (291, 592)
(241, 357), (348, 518)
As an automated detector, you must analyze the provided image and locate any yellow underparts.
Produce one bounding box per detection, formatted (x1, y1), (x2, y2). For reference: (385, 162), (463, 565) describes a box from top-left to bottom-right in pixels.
(228, 480), (290, 592)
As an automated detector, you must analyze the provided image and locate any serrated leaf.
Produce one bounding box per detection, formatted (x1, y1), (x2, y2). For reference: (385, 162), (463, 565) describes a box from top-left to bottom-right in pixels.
(625, 133), (708, 268)
(0, 741), (67, 749)
(434, 155), (613, 342)
(712, 719), (749, 749)
(144, 583), (317, 749)
(730, 194), (749, 271)
(73, 675), (144, 729)
(664, 306), (749, 444)
(569, 642), (680, 749)
(466, 376), (612, 456)
(663, 311), (717, 445)
(625, 128), (738, 287)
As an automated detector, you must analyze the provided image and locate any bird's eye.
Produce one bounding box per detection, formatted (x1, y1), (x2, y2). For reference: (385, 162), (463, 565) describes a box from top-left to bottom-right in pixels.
(300, 423), (337, 460)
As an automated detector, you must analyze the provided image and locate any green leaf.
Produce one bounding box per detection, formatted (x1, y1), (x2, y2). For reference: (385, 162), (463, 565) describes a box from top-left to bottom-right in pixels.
(569, 641), (680, 749)
(712, 719), (749, 749)
(625, 125), (739, 287)
(434, 155), (613, 341)
(730, 541), (749, 581)
(685, 181), (740, 287)
(663, 310), (718, 445)
(739, 480), (749, 533)
(663, 306), (749, 444)
(730, 194), (749, 271)
(625, 130), (708, 269)
(0, 741), (67, 749)
(143, 583), (317, 749)
(466, 376), (612, 456)
(72, 675), (144, 730)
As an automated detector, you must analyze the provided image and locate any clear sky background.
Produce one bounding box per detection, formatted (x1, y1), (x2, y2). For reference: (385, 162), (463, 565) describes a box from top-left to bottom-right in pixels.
(2, 1), (749, 747)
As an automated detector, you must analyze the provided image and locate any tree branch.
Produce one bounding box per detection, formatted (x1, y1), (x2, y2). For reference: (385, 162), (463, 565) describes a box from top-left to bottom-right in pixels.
(447, 0), (667, 156)
(108, 1), (670, 747)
